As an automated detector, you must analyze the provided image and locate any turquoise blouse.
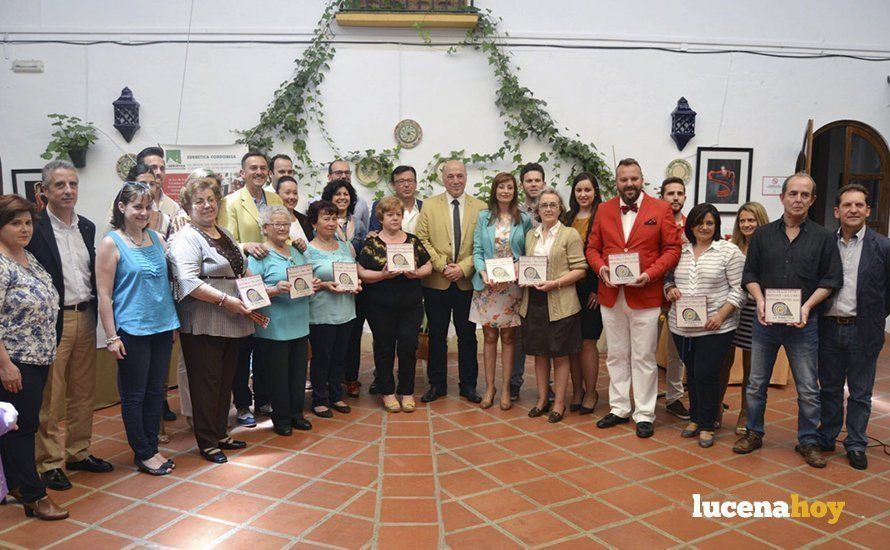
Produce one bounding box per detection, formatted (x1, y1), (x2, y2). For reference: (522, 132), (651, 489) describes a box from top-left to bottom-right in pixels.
(247, 247), (311, 341)
(303, 241), (356, 326)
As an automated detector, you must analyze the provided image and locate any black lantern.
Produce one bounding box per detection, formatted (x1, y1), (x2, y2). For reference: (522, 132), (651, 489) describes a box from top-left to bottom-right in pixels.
(670, 97), (696, 151)
(113, 87), (140, 143)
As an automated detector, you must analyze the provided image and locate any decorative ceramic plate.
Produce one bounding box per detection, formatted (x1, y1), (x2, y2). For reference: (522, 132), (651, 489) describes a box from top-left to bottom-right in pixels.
(394, 119), (422, 149)
(665, 158), (692, 184)
(116, 153), (137, 180)
(356, 156), (383, 186)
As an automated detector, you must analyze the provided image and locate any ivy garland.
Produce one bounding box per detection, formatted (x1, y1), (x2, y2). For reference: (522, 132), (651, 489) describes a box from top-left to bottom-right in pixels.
(238, 0), (614, 199)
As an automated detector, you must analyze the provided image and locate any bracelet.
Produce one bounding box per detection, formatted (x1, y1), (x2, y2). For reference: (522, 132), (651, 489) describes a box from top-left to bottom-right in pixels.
(217, 294), (227, 307)
(106, 336), (121, 346)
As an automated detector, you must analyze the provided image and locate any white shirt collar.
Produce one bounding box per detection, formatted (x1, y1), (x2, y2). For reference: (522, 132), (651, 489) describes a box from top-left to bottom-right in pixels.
(447, 192), (465, 206)
(46, 206), (79, 229)
(837, 225), (866, 242)
(534, 221), (561, 238)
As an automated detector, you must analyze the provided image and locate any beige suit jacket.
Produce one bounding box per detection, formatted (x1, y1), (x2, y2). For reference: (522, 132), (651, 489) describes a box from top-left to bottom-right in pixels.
(217, 186), (283, 245)
(415, 191), (487, 291)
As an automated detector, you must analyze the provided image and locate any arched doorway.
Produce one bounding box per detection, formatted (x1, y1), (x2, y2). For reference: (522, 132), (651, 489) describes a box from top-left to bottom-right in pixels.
(810, 120), (890, 234)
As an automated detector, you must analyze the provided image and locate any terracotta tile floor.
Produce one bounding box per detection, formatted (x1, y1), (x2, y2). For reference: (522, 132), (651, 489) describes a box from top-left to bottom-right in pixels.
(2, 342), (889, 549)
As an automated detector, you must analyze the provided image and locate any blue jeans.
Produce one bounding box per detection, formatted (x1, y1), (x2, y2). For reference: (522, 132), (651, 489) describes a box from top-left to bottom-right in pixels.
(746, 316), (820, 445)
(817, 320), (878, 452)
(117, 330), (173, 461)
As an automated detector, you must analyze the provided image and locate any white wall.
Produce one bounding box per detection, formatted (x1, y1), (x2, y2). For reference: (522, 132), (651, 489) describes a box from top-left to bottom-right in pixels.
(2, 0), (890, 229)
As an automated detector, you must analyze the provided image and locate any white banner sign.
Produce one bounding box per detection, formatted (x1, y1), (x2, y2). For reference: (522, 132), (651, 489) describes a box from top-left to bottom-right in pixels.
(159, 143), (247, 200)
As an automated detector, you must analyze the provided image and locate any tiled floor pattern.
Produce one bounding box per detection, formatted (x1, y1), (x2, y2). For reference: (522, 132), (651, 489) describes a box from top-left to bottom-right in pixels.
(1, 343), (889, 549)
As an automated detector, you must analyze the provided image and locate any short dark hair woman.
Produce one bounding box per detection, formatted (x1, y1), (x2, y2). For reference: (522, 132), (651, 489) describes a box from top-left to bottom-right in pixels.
(0, 195), (67, 519)
(97, 183), (180, 475)
(664, 203), (745, 447)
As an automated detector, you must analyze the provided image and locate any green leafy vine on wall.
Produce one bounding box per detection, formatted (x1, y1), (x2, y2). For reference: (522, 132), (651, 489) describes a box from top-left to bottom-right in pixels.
(237, 0), (614, 200)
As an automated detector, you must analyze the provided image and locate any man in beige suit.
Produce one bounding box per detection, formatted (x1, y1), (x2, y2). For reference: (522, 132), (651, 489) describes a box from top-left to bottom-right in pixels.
(415, 160), (486, 403)
(217, 151), (283, 427)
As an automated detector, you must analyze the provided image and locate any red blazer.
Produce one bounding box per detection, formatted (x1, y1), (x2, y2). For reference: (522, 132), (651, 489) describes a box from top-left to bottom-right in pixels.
(586, 193), (681, 309)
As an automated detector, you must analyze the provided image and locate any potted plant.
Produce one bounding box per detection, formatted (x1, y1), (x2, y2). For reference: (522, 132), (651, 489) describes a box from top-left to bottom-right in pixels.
(40, 113), (98, 168)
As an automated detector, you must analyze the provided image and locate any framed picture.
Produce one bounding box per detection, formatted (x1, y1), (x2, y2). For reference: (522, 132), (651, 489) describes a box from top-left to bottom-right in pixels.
(12, 169), (44, 204)
(694, 147), (753, 213)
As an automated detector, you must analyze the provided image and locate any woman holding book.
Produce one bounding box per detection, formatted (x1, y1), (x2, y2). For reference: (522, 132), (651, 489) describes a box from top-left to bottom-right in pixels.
(520, 189), (587, 423)
(303, 200), (360, 418)
(247, 205), (314, 436)
(469, 173), (533, 410)
(664, 203), (745, 448)
(357, 197), (432, 413)
(167, 176), (254, 464)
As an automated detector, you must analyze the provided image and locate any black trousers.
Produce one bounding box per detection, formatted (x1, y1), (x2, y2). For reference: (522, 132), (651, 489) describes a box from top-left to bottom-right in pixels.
(232, 335), (269, 410)
(309, 321), (353, 407)
(423, 284), (478, 392)
(180, 334), (239, 451)
(367, 299), (423, 396)
(345, 293), (367, 383)
(117, 330), (173, 461)
(0, 362), (49, 503)
(672, 331), (736, 430)
(255, 336), (309, 429)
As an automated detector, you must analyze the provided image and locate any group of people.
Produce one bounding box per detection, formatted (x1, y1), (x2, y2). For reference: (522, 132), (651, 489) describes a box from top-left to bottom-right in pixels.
(0, 147), (886, 522)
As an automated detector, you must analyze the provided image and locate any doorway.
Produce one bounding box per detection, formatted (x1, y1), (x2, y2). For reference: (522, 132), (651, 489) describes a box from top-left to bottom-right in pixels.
(810, 120), (889, 234)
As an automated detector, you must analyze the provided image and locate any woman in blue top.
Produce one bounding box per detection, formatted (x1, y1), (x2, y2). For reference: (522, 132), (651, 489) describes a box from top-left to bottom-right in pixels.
(96, 182), (180, 476)
(470, 172), (533, 411)
(303, 200), (361, 418)
(247, 206), (314, 436)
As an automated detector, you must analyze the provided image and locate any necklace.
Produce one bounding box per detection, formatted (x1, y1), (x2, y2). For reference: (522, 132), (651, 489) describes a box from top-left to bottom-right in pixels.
(124, 229), (146, 247)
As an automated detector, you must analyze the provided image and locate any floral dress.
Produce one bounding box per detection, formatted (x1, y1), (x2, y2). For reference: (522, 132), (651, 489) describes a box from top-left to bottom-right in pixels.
(469, 220), (522, 328)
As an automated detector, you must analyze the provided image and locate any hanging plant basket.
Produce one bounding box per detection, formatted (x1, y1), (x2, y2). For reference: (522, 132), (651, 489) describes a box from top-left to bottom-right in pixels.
(68, 148), (88, 168)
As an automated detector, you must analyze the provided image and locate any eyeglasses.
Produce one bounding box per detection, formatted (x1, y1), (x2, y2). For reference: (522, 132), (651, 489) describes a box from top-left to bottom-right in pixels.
(393, 178), (416, 186)
(331, 170), (352, 177)
(265, 222), (290, 229)
(538, 202), (560, 211)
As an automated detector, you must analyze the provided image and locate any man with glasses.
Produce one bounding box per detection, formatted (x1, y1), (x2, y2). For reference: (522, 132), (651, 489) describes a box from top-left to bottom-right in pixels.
(369, 165), (424, 234)
(733, 172), (842, 468)
(586, 158), (681, 438)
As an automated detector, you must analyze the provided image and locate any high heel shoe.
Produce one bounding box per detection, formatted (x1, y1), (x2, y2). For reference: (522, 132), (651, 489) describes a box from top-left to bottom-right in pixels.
(569, 390), (584, 412)
(578, 390), (599, 415)
(499, 396), (512, 411)
(480, 387), (496, 410)
(22, 496), (69, 520)
(528, 401), (552, 418)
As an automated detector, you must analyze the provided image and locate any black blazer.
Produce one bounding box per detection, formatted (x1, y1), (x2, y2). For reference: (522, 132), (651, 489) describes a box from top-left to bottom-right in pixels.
(295, 211), (314, 241)
(849, 227), (890, 357)
(26, 210), (97, 342)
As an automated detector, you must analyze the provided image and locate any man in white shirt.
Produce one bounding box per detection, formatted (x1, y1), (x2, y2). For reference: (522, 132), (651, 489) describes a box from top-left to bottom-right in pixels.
(265, 154), (296, 193)
(368, 165), (424, 234)
(28, 160), (113, 492)
(137, 147), (182, 219)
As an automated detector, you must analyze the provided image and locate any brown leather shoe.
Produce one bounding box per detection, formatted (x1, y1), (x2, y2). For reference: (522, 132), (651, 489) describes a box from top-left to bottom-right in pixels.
(23, 496), (69, 520)
(732, 431), (763, 454)
(795, 444), (827, 468)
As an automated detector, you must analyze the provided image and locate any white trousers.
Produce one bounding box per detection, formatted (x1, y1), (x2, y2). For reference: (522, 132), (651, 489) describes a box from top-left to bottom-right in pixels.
(601, 290), (661, 423)
(657, 314), (686, 403)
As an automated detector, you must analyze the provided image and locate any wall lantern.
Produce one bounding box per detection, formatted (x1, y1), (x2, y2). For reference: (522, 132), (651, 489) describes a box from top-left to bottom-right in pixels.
(670, 97), (696, 151)
(113, 87), (140, 143)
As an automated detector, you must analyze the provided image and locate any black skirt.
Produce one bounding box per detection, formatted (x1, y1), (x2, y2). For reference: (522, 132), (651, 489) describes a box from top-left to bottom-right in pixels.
(521, 288), (582, 358)
(576, 278), (603, 341)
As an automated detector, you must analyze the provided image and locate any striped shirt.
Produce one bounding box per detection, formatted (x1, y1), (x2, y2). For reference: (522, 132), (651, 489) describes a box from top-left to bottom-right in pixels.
(666, 239), (746, 336)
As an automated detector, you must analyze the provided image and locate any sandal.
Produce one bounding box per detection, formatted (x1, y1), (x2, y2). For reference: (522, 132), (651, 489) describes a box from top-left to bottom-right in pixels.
(383, 395), (401, 413)
(135, 458), (173, 475)
(400, 395), (416, 413)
